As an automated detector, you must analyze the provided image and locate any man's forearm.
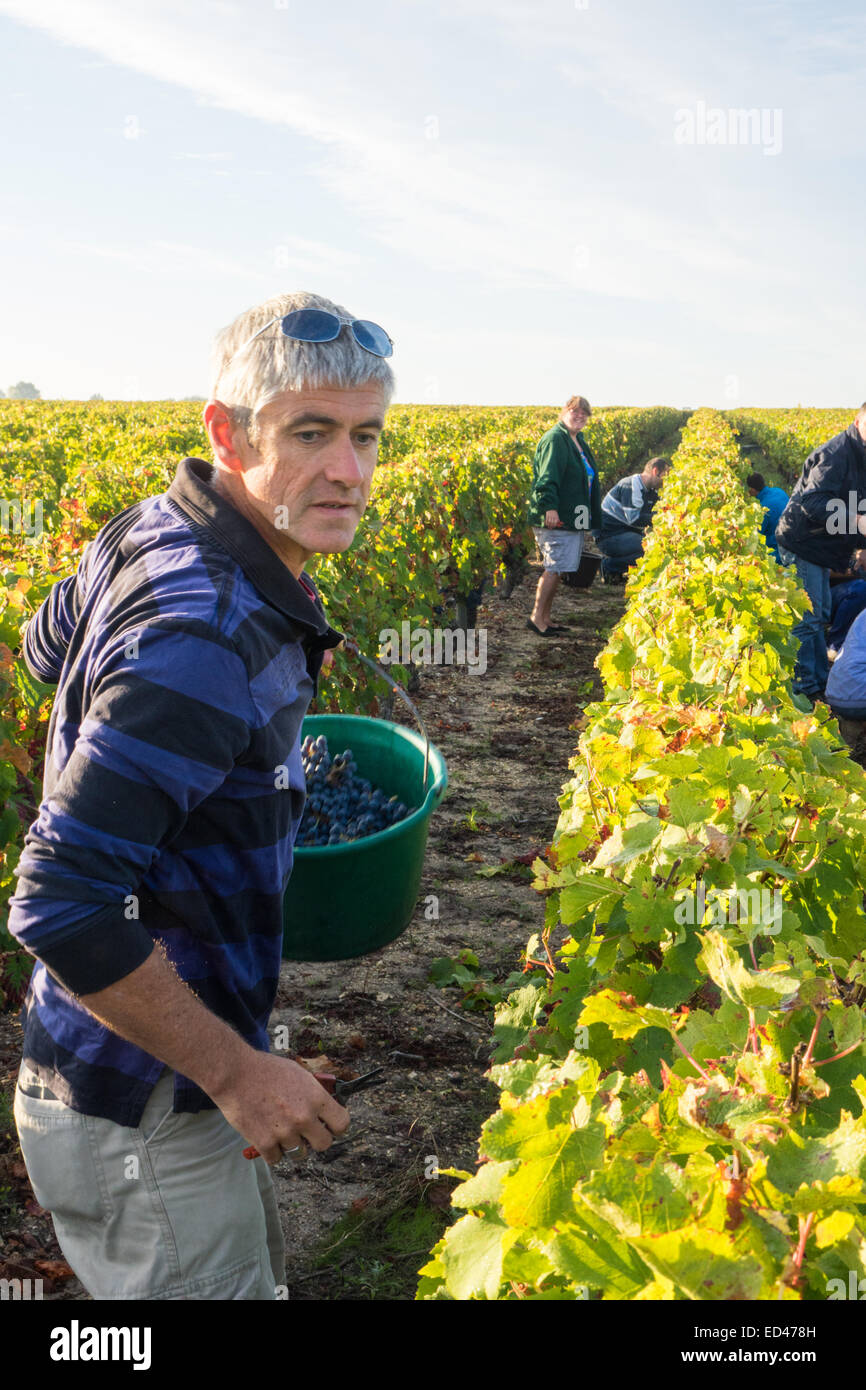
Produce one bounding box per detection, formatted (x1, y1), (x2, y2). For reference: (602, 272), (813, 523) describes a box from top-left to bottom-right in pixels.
(78, 945), (250, 1100)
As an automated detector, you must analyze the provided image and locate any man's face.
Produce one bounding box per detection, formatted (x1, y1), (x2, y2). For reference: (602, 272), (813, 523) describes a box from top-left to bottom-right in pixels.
(215, 382), (385, 572)
(651, 468), (668, 491)
(856, 413), (866, 445)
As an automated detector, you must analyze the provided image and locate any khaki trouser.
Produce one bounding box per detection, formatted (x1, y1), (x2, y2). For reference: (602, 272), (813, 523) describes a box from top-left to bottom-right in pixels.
(14, 1066), (286, 1300)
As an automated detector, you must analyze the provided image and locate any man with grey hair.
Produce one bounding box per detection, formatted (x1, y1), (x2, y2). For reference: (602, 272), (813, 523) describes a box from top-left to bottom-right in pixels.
(9, 290), (393, 1299)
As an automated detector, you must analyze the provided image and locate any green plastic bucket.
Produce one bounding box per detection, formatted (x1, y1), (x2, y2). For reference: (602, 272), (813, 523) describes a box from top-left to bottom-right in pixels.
(281, 714), (448, 961)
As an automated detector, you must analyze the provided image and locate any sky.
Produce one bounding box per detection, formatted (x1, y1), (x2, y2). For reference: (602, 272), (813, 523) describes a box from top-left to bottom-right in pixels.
(0, 0), (863, 407)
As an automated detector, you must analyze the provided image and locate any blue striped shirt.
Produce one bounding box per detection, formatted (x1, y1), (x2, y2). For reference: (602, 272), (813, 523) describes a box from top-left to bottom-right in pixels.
(7, 457), (341, 1126)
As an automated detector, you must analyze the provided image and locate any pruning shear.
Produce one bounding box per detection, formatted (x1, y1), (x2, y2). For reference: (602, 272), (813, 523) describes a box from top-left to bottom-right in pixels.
(242, 1066), (386, 1160)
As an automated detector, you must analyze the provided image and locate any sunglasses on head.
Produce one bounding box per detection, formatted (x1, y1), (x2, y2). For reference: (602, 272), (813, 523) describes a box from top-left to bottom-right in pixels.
(228, 308), (394, 365)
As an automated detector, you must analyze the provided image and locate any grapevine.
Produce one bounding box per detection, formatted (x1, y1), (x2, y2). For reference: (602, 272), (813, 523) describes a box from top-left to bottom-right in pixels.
(418, 409), (866, 1302)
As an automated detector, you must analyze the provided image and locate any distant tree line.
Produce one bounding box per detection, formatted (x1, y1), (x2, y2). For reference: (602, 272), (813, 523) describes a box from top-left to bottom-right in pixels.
(0, 387), (207, 401)
(2, 381), (41, 399)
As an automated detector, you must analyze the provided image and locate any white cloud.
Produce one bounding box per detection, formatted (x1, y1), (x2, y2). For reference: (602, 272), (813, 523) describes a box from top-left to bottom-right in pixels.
(0, 0), (862, 401)
(0, 0), (798, 317)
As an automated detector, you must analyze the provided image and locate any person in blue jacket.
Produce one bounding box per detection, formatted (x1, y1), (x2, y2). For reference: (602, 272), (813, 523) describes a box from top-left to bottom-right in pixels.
(746, 473), (788, 563)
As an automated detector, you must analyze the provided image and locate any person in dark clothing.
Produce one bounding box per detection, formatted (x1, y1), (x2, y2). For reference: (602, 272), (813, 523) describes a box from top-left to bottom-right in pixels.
(596, 456), (671, 582)
(8, 290), (394, 1299)
(774, 404), (866, 701)
(746, 472), (789, 563)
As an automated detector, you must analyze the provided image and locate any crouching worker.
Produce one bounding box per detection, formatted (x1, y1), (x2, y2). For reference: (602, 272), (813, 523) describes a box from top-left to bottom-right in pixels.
(8, 290), (395, 1299)
(596, 456), (671, 583)
(746, 472), (789, 563)
(825, 606), (866, 724)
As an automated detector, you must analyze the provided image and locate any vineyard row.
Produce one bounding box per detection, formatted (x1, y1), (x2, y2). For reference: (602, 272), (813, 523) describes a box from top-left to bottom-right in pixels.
(419, 409), (866, 1302)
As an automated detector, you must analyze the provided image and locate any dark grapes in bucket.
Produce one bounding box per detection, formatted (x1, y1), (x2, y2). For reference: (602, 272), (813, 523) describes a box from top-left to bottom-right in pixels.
(296, 734), (411, 847)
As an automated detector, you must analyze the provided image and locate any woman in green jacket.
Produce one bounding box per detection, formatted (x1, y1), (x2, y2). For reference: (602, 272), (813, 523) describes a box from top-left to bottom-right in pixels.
(527, 395), (602, 635)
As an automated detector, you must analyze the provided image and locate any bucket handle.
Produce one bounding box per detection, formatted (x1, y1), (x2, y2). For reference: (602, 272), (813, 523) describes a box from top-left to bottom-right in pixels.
(341, 637), (437, 805)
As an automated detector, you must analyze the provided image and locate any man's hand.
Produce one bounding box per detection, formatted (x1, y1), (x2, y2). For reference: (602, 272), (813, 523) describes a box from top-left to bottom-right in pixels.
(78, 947), (350, 1165)
(853, 548), (866, 572)
(321, 648), (336, 673)
(544, 509), (563, 529)
(209, 1051), (350, 1165)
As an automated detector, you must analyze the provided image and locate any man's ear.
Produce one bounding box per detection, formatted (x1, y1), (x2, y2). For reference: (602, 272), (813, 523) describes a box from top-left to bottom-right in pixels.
(203, 400), (247, 472)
